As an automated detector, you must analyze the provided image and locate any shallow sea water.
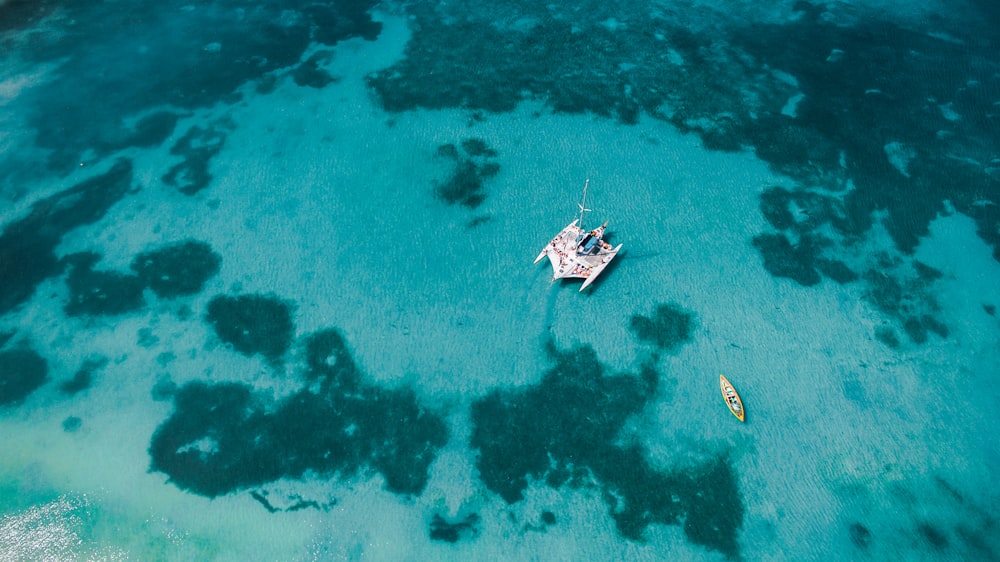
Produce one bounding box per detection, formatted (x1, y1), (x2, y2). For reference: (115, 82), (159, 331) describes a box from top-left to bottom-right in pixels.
(1, 1), (998, 560)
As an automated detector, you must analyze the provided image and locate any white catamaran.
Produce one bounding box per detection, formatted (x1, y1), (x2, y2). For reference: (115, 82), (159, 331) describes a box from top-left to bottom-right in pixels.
(534, 180), (623, 291)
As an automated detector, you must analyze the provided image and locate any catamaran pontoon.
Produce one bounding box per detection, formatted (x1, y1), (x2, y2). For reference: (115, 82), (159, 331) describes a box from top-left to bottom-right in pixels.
(534, 180), (622, 291)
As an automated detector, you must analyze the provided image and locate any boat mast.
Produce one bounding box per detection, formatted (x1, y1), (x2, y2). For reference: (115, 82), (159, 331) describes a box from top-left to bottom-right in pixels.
(577, 179), (591, 231)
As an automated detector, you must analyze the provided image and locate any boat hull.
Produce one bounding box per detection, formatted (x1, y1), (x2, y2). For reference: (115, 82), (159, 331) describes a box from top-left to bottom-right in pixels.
(719, 374), (745, 422)
(535, 220), (621, 291)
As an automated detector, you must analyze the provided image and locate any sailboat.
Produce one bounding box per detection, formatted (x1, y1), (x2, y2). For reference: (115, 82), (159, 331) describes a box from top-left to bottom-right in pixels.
(534, 180), (622, 291)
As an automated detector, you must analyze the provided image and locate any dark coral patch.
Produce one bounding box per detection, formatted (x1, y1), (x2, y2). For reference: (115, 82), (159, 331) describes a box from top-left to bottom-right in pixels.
(137, 328), (159, 349)
(62, 416), (83, 433)
(131, 240), (221, 298)
(0, 348), (48, 406)
(676, 456), (744, 559)
(60, 356), (108, 395)
(758, 186), (851, 241)
(752, 233), (822, 286)
(746, 115), (842, 179)
(955, 525), (998, 560)
(291, 51), (336, 89)
(126, 111), (182, 148)
(849, 522), (872, 549)
(912, 261), (943, 282)
(151, 378), (178, 402)
(7, 1), (382, 173)
(205, 294), (295, 364)
(148, 382), (274, 497)
(592, 445), (744, 559)
(917, 522), (949, 549)
(0, 238), (61, 317)
(366, 7), (653, 122)
(759, 187), (797, 231)
(0, 1), (57, 32)
(429, 513), (481, 543)
(863, 257), (948, 345)
(865, 268), (904, 314)
(815, 258), (858, 284)
(302, 328), (360, 390)
(349, 386), (448, 495)
(305, 2), (383, 45)
(874, 326), (901, 348)
(436, 161), (488, 208)
(733, 12), (1000, 258)
(249, 490), (330, 513)
(0, 159), (133, 316)
(435, 143), (460, 159)
(628, 303), (695, 353)
(470, 339), (743, 558)
(903, 318), (928, 343)
(162, 121), (232, 195)
(250, 491), (280, 514)
(364, 0), (999, 347)
(471, 342), (657, 503)
(433, 139), (500, 209)
(460, 138), (496, 158)
(149, 328), (448, 500)
(63, 253), (146, 317)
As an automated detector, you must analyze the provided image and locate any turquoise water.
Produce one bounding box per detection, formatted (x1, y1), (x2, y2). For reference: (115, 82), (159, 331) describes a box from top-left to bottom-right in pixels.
(1, 1), (998, 560)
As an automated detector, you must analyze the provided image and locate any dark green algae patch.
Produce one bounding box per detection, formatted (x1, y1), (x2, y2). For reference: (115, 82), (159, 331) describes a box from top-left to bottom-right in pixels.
(470, 339), (744, 559)
(149, 328), (448, 499)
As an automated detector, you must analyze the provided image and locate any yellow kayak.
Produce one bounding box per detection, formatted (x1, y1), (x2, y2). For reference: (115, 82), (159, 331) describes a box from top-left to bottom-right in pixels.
(720, 375), (745, 422)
